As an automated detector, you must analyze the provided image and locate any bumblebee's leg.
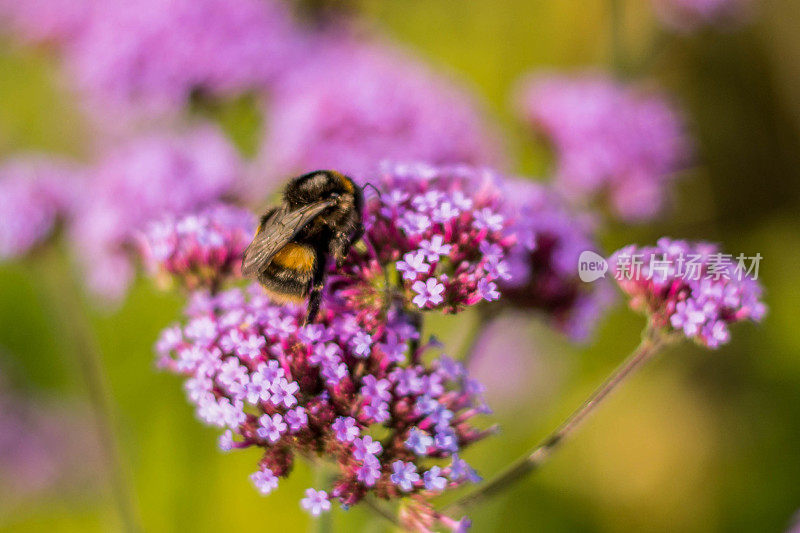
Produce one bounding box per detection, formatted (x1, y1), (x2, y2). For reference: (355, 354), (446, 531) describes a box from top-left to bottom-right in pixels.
(304, 252), (328, 325)
(331, 225), (365, 266)
(349, 224), (364, 247)
(305, 288), (322, 325)
(330, 232), (351, 267)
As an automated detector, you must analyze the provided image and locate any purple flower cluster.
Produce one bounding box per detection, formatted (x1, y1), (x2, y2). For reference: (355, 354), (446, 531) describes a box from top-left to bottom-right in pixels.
(340, 162), (515, 315)
(610, 238), (766, 348)
(55, 0), (302, 118)
(0, 156), (80, 260)
(257, 36), (503, 186)
(71, 126), (241, 300)
(157, 284), (489, 515)
(498, 178), (615, 341)
(651, 0), (751, 32)
(138, 204), (255, 291)
(517, 73), (690, 222)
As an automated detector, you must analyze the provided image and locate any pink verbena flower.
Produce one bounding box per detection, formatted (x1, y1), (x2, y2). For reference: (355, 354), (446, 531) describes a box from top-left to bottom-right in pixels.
(498, 178), (615, 341)
(609, 238), (766, 348)
(157, 284), (490, 517)
(300, 488), (331, 516)
(71, 125), (241, 300)
(138, 204), (255, 291)
(517, 73), (691, 222)
(62, 0), (302, 117)
(0, 156), (80, 260)
(256, 35), (504, 188)
(651, 0), (752, 32)
(337, 162), (515, 315)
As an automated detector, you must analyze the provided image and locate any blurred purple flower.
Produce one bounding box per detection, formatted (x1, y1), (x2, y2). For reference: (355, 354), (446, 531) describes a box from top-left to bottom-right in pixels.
(332, 416), (360, 443)
(0, 370), (102, 508)
(300, 488), (331, 516)
(256, 35), (504, 187)
(250, 467), (279, 495)
(651, 0), (752, 32)
(499, 178), (615, 341)
(467, 312), (575, 417)
(356, 455), (382, 487)
(0, 0), (97, 45)
(284, 407), (308, 433)
(352, 435), (382, 461)
(138, 204), (255, 290)
(610, 238), (766, 348)
(257, 413), (287, 443)
(412, 278), (447, 308)
(157, 283), (490, 510)
(390, 461), (420, 492)
(405, 427), (434, 455)
(0, 156), (81, 260)
(71, 125), (242, 300)
(517, 73), (690, 222)
(423, 465), (447, 492)
(59, 0), (303, 118)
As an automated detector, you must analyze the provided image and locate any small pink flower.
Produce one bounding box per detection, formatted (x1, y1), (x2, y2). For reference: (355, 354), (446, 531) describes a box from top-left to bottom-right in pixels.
(138, 204), (255, 290)
(412, 278), (446, 308)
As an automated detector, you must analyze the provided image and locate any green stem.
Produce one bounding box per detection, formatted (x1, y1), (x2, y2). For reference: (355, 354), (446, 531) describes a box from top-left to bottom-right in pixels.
(456, 307), (493, 368)
(363, 497), (401, 527)
(311, 462), (333, 533)
(444, 326), (668, 514)
(610, 0), (626, 74)
(32, 247), (141, 532)
(632, 28), (672, 74)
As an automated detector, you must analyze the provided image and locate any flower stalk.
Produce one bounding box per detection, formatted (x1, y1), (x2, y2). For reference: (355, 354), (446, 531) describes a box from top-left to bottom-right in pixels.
(456, 307), (493, 368)
(312, 463), (333, 533)
(610, 0), (627, 74)
(445, 325), (669, 514)
(364, 497), (401, 527)
(32, 246), (141, 532)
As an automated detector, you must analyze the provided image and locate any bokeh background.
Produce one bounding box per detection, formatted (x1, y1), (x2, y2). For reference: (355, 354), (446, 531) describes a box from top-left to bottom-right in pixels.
(1, 0), (799, 531)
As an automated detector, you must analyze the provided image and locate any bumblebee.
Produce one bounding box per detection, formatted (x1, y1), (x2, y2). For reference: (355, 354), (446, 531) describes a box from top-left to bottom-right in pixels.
(241, 170), (364, 323)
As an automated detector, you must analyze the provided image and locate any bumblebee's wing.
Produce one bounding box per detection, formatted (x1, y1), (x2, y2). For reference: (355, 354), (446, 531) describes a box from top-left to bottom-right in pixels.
(241, 200), (334, 277)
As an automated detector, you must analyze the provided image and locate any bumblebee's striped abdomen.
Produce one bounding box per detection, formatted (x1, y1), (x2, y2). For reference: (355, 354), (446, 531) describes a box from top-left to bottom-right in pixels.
(271, 243), (316, 271)
(257, 243), (316, 304)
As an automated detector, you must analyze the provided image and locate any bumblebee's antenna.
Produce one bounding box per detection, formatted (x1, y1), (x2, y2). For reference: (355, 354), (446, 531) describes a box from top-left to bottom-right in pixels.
(362, 182), (382, 198)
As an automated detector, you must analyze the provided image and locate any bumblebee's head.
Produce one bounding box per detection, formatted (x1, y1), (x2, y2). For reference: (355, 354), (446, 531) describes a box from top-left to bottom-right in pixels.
(285, 170), (362, 211)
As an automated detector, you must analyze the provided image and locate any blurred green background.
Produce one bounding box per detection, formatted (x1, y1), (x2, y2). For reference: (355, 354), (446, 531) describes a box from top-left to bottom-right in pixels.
(2, 0), (800, 531)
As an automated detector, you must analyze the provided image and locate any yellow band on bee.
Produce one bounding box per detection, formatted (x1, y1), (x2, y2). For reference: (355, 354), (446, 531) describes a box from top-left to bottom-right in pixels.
(330, 170), (354, 193)
(271, 243), (316, 271)
(261, 287), (306, 304)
